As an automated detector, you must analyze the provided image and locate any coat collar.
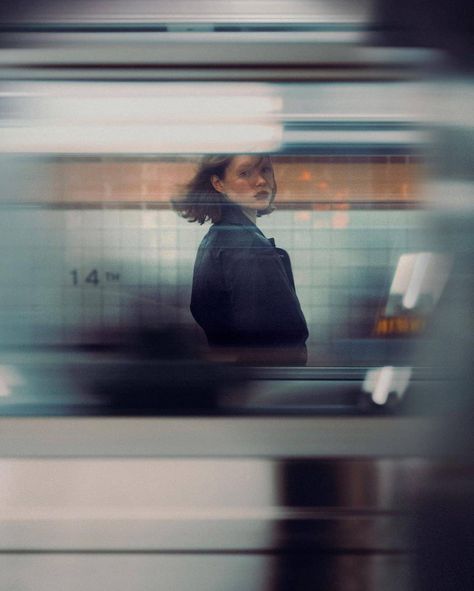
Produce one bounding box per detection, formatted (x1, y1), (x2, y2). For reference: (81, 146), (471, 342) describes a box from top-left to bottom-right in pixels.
(216, 203), (274, 245)
(216, 203), (257, 228)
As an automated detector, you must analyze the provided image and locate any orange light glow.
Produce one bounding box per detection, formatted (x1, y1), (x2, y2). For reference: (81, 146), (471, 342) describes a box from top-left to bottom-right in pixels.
(334, 189), (350, 200)
(331, 211), (349, 229)
(298, 170), (312, 181)
(375, 316), (426, 336)
(295, 211), (311, 222)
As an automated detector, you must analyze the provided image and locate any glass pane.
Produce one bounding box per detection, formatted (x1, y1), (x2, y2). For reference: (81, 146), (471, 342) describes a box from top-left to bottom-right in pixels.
(0, 77), (470, 415)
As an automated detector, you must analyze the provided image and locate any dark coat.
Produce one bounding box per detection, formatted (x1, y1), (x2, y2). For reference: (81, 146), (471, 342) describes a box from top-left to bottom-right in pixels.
(190, 205), (308, 354)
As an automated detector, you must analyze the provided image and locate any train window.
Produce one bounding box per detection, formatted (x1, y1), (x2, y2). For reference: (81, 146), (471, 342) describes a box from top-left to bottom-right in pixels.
(0, 77), (459, 415)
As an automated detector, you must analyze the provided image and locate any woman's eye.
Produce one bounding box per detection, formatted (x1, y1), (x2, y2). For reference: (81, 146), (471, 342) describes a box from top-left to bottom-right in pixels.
(239, 170), (250, 177)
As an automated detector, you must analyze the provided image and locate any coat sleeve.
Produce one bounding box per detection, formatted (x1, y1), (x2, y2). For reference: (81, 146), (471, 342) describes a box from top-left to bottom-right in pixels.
(219, 244), (308, 347)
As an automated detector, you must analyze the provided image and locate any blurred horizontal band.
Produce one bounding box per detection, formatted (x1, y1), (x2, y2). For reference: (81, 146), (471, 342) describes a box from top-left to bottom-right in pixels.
(0, 42), (437, 83)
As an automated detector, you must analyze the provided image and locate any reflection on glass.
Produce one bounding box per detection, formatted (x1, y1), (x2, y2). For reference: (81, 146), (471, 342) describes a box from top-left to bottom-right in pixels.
(362, 366), (412, 406)
(387, 252), (452, 314)
(0, 366), (24, 398)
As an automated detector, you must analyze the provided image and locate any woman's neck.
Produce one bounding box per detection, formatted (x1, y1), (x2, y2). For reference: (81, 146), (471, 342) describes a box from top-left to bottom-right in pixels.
(241, 207), (257, 224)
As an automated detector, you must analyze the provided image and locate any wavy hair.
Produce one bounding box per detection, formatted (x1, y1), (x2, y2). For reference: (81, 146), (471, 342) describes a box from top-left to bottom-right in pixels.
(171, 155), (276, 224)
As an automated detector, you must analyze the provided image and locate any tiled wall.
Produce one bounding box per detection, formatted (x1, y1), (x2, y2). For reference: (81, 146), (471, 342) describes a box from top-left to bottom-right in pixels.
(0, 204), (433, 365)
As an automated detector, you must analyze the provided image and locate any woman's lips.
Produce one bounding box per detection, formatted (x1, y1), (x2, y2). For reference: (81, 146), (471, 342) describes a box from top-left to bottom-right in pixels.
(255, 191), (270, 200)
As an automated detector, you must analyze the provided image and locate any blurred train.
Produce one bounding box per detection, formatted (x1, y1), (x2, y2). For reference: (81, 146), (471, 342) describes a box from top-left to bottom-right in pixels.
(0, 2), (472, 590)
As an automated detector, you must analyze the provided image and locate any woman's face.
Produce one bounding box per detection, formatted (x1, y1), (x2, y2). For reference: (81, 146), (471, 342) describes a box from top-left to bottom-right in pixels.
(211, 155), (276, 212)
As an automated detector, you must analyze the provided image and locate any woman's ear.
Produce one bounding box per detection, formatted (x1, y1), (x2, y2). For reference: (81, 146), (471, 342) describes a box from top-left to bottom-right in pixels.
(211, 175), (225, 194)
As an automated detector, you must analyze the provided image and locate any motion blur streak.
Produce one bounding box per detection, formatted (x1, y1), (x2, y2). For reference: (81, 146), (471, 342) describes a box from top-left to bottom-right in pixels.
(362, 366), (412, 405)
(0, 366), (24, 397)
(0, 83), (282, 153)
(389, 252), (452, 311)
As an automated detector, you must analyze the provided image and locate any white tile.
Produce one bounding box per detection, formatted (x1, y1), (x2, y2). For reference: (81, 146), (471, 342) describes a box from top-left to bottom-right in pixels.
(158, 210), (179, 226)
(119, 266), (141, 286)
(81, 230), (103, 249)
(294, 231), (312, 249)
(311, 250), (330, 267)
(64, 210), (83, 228)
(81, 210), (104, 229)
(139, 230), (158, 249)
(158, 230), (178, 248)
(62, 287), (82, 307)
(142, 210), (160, 229)
(103, 229), (121, 248)
(120, 210), (143, 228)
(82, 290), (103, 308)
(102, 209), (121, 228)
(65, 230), (85, 249)
(32, 287), (63, 309)
(120, 228), (141, 248)
(306, 288), (330, 307)
(293, 269), (314, 287)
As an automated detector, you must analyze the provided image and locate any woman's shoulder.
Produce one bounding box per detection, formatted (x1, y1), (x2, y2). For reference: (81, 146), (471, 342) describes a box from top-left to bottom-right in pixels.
(207, 223), (263, 248)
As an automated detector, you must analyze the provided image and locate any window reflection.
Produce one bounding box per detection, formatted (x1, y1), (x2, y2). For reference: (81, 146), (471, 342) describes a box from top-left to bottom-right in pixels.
(0, 153), (433, 369)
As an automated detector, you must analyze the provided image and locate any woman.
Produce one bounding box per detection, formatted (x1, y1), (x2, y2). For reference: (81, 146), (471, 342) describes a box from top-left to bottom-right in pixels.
(173, 154), (308, 364)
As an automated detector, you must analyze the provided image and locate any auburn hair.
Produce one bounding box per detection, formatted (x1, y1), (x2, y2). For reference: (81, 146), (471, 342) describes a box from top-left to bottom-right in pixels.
(172, 155), (276, 224)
